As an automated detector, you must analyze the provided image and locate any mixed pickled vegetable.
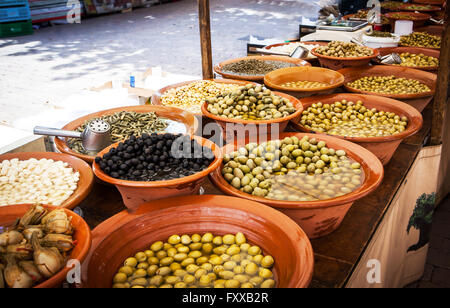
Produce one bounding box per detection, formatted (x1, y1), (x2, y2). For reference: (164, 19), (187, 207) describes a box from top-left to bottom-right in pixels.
(112, 233), (276, 288)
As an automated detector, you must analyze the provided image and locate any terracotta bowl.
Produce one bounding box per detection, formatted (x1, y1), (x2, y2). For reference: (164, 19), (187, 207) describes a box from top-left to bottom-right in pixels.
(82, 195), (314, 288)
(400, 3), (442, 12)
(263, 41), (328, 61)
(376, 47), (440, 71)
(0, 204), (91, 288)
(381, 1), (405, 12)
(201, 91), (303, 143)
(92, 135), (223, 211)
(385, 12), (431, 28)
(339, 65), (437, 100)
(0, 152), (93, 209)
(214, 55), (311, 82)
(415, 25), (445, 38)
(264, 66), (345, 99)
(209, 132), (384, 239)
(290, 93), (424, 165)
(54, 105), (198, 164)
(413, 0), (445, 5)
(310, 46), (380, 70)
(151, 79), (257, 117)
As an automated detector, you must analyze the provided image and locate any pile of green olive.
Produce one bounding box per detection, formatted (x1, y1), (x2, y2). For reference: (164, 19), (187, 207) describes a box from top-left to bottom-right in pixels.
(395, 52), (439, 68)
(205, 84), (296, 120)
(112, 233), (276, 288)
(314, 41), (374, 58)
(400, 32), (441, 49)
(222, 136), (364, 201)
(300, 100), (409, 137)
(347, 76), (431, 95)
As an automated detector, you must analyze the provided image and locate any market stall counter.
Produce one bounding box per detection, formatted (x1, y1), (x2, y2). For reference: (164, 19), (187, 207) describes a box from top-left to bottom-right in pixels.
(75, 103), (433, 288)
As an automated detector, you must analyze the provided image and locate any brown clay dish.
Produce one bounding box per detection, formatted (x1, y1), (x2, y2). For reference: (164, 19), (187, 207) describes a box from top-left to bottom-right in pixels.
(290, 93), (424, 165)
(0, 204), (91, 288)
(385, 11), (431, 28)
(54, 105), (198, 164)
(209, 132), (384, 239)
(92, 135), (223, 211)
(264, 66), (345, 98)
(376, 47), (440, 71)
(213, 55), (311, 82)
(400, 3), (441, 12)
(0, 152), (94, 210)
(339, 65), (437, 100)
(415, 25), (444, 38)
(310, 46), (380, 70)
(201, 91), (303, 141)
(151, 79), (258, 117)
(413, 0), (445, 5)
(83, 195), (314, 288)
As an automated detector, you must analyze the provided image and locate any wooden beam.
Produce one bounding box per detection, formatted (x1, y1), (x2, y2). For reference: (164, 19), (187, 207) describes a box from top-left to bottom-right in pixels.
(198, 0), (214, 79)
(431, 3), (450, 145)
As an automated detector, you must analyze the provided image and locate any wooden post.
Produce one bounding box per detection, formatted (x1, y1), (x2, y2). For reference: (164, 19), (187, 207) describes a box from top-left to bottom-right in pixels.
(198, 0), (214, 79)
(431, 3), (450, 145)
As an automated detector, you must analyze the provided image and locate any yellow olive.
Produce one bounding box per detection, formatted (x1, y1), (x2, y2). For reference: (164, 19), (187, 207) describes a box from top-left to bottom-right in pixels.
(150, 241), (163, 252)
(137, 262), (149, 270)
(261, 255), (274, 268)
(156, 267), (171, 276)
(186, 264), (200, 274)
(195, 268), (208, 279)
(160, 257), (174, 266)
(170, 262), (182, 272)
(223, 234), (236, 245)
(245, 262), (259, 275)
(225, 279), (241, 288)
(144, 250), (154, 258)
(181, 235), (192, 245)
(241, 282), (254, 288)
(235, 232), (246, 245)
(199, 275), (211, 287)
(201, 263), (214, 272)
(160, 284), (173, 288)
(184, 274), (196, 285)
(213, 236), (223, 246)
(191, 234), (201, 243)
(173, 253), (188, 262)
(259, 268), (273, 279)
(248, 246), (261, 256)
(202, 243), (213, 255)
(174, 282), (187, 288)
(118, 266), (134, 276)
(261, 279), (276, 288)
(168, 235), (181, 245)
(124, 257), (138, 268)
(165, 275), (181, 285)
(135, 252), (147, 262)
(113, 273), (128, 283)
(201, 233), (214, 243)
(218, 270), (235, 280)
(224, 261), (237, 271)
(189, 243), (203, 251)
(147, 265), (158, 277)
(181, 257), (195, 267)
(149, 275), (163, 286)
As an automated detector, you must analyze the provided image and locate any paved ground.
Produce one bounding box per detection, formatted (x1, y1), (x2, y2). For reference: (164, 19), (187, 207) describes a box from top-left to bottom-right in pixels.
(0, 0), (319, 122)
(406, 195), (450, 288)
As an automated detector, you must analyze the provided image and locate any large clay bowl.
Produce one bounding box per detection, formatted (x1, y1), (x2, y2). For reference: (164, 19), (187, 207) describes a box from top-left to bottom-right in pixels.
(339, 65), (437, 100)
(209, 133), (384, 239)
(310, 46), (380, 70)
(0, 204), (91, 288)
(415, 25), (444, 38)
(214, 55), (311, 82)
(54, 105), (198, 164)
(92, 135), (223, 211)
(201, 91), (303, 143)
(151, 79), (257, 117)
(400, 3), (442, 12)
(290, 94), (424, 165)
(264, 66), (345, 99)
(385, 12), (431, 28)
(0, 152), (93, 209)
(413, 0), (445, 5)
(377, 47), (440, 71)
(83, 195), (314, 288)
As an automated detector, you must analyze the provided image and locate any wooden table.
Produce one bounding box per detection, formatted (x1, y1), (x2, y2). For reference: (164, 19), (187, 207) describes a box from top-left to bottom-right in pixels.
(77, 103), (432, 288)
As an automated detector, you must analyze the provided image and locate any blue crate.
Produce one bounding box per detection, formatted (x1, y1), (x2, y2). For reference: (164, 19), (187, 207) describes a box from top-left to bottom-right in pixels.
(0, 0), (28, 7)
(0, 4), (30, 23)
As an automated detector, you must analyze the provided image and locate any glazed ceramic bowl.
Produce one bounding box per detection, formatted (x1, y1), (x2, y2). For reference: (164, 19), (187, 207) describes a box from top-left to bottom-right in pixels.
(377, 47), (440, 71)
(264, 67), (345, 99)
(151, 79), (257, 117)
(0, 204), (91, 288)
(210, 132), (384, 239)
(310, 46), (380, 70)
(339, 65), (437, 100)
(92, 135), (223, 211)
(290, 93), (423, 165)
(54, 105), (198, 164)
(385, 12), (431, 28)
(0, 152), (94, 209)
(214, 55), (311, 82)
(83, 195), (314, 288)
(201, 91), (303, 143)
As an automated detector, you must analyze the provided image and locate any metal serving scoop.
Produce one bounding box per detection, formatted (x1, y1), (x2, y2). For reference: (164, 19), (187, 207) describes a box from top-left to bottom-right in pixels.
(34, 119), (112, 153)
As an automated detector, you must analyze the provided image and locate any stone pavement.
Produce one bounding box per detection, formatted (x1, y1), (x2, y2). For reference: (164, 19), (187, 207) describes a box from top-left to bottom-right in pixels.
(0, 0), (319, 124)
(406, 195), (450, 288)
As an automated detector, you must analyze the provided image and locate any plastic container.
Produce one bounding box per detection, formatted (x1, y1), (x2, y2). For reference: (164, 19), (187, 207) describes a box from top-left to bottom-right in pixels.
(0, 204), (91, 288)
(361, 33), (401, 48)
(0, 152), (94, 209)
(92, 136), (223, 212)
(82, 195), (314, 288)
(210, 132), (384, 239)
(0, 19), (32, 38)
(0, 4), (30, 23)
(394, 20), (414, 36)
(54, 105), (199, 164)
(290, 93), (424, 165)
